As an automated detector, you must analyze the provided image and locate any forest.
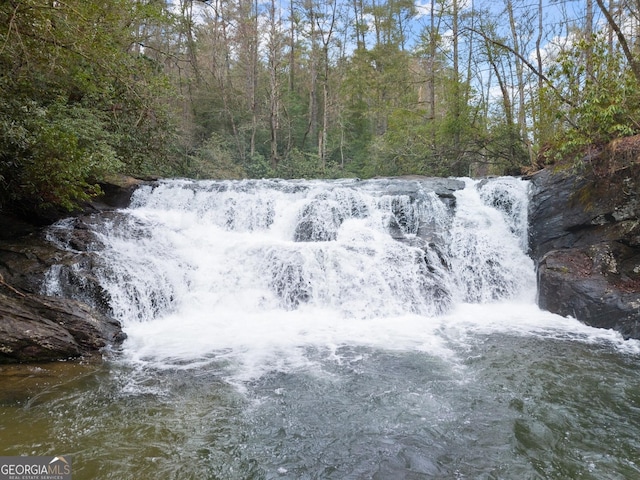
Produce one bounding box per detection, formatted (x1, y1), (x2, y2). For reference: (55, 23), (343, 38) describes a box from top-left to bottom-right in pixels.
(1, 0), (639, 211)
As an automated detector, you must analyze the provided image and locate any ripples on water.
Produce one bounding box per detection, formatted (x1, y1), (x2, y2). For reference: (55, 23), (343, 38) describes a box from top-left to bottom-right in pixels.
(2, 177), (640, 479)
(2, 334), (640, 479)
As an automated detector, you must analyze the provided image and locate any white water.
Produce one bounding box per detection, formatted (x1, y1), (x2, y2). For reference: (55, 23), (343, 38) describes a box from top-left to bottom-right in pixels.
(49, 177), (637, 379)
(27, 177), (640, 479)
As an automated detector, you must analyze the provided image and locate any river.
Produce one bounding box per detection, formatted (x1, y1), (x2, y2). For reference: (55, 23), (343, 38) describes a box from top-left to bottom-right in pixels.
(1, 177), (639, 479)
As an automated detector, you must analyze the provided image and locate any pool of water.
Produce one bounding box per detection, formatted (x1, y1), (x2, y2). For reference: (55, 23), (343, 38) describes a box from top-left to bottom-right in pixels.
(2, 324), (640, 480)
(5, 177), (639, 479)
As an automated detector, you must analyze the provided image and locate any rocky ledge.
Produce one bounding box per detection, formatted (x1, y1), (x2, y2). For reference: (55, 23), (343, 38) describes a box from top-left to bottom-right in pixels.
(0, 176), (141, 363)
(0, 287), (125, 363)
(529, 137), (640, 338)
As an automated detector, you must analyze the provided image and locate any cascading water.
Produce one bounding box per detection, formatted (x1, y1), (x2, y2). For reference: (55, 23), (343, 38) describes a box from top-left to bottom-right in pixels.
(7, 176), (640, 480)
(43, 177), (541, 374)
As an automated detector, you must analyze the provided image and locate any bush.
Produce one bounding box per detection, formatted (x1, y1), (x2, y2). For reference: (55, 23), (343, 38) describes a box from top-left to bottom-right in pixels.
(0, 99), (123, 210)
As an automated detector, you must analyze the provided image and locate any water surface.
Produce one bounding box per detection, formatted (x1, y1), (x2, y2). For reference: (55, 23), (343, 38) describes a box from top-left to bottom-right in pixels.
(2, 177), (639, 479)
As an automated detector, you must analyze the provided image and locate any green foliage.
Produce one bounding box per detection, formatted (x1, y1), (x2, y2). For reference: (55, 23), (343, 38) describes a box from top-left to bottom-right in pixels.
(30, 103), (121, 209)
(189, 133), (247, 179)
(543, 34), (640, 165)
(482, 123), (530, 175)
(0, 97), (121, 209)
(4, 0), (634, 207)
(274, 149), (324, 179)
(0, 0), (175, 211)
(244, 153), (274, 179)
(365, 109), (429, 176)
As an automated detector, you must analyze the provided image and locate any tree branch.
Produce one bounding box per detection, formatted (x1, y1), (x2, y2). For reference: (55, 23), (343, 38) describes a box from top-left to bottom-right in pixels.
(0, 274), (25, 297)
(466, 26), (576, 109)
(594, 0), (640, 85)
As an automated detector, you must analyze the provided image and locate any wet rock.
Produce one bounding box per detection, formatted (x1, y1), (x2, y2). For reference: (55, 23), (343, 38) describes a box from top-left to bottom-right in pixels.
(359, 176), (464, 210)
(294, 201), (344, 242)
(0, 232), (125, 363)
(291, 177), (465, 244)
(0, 288), (125, 363)
(0, 237), (74, 294)
(0, 177), (141, 363)
(529, 157), (640, 338)
(358, 177), (463, 244)
(537, 248), (640, 338)
(0, 175), (147, 229)
(0, 226), (112, 314)
(94, 174), (146, 209)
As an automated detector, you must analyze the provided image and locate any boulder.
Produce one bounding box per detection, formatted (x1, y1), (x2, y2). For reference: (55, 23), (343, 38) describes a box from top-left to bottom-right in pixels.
(0, 288), (125, 363)
(529, 144), (640, 338)
(0, 230), (126, 362)
(359, 176), (465, 210)
(94, 174), (147, 209)
(537, 247), (640, 338)
(0, 174), (147, 233)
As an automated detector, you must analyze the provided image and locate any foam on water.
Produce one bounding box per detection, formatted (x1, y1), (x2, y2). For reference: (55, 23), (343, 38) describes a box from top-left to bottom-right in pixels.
(45, 177), (640, 380)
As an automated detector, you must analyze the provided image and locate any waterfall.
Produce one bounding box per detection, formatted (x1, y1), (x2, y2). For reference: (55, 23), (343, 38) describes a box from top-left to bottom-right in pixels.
(30, 177), (640, 480)
(44, 176), (540, 374)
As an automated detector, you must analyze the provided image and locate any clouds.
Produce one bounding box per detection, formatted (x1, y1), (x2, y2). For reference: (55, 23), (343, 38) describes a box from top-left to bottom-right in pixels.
(415, 0), (433, 17)
(414, 0), (474, 18)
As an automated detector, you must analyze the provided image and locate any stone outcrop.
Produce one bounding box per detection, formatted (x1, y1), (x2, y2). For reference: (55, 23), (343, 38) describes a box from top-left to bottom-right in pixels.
(0, 174), (145, 238)
(292, 177), (465, 243)
(0, 176), (139, 363)
(529, 145), (640, 338)
(0, 233), (126, 363)
(0, 288), (125, 363)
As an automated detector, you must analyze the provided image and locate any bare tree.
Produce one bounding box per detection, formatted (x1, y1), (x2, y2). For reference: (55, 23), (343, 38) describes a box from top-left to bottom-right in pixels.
(316, 0), (338, 170)
(595, 0), (640, 84)
(301, 0), (319, 151)
(504, 0), (535, 161)
(267, 0), (284, 167)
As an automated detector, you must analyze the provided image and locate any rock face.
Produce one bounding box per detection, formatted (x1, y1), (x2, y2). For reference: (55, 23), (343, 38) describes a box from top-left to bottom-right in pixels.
(0, 233), (126, 363)
(0, 177), (139, 363)
(0, 289), (125, 363)
(529, 158), (640, 338)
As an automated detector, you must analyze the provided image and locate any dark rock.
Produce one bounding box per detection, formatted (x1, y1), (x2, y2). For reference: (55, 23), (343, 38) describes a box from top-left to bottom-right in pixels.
(0, 175), (147, 231)
(264, 249), (312, 308)
(360, 176), (464, 209)
(0, 175), (157, 364)
(0, 238), (71, 294)
(0, 289), (125, 363)
(0, 217), (126, 363)
(0, 212), (40, 240)
(529, 160), (640, 338)
(291, 177), (465, 244)
(358, 177), (464, 242)
(294, 201), (343, 242)
(537, 248), (640, 338)
(94, 174), (146, 209)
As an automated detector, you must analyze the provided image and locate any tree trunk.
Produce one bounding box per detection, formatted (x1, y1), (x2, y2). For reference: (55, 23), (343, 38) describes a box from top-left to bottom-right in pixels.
(269, 0), (281, 168)
(506, 0), (531, 162)
(595, 0), (640, 85)
(303, 1), (318, 151)
(250, 0), (259, 158)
